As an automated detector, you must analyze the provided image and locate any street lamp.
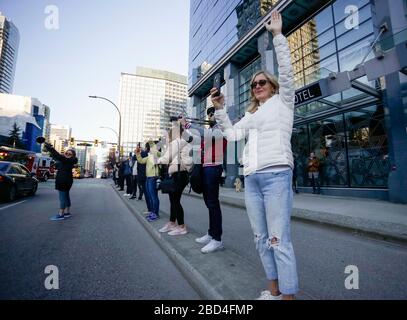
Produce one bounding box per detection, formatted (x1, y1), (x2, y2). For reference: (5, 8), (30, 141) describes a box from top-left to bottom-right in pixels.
(99, 126), (119, 161)
(89, 95), (122, 157)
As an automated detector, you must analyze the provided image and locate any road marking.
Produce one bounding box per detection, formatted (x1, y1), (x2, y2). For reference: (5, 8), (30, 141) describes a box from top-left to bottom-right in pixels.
(0, 200), (27, 211)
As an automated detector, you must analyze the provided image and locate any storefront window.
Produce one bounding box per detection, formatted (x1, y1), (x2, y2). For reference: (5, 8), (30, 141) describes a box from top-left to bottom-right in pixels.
(291, 125), (309, 187)
(345, 105), (390, 187)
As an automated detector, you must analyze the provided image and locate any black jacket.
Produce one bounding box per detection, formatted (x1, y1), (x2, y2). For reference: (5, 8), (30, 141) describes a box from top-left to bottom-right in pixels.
(137, 151), (148, 180)
(45, 143), (78, 191)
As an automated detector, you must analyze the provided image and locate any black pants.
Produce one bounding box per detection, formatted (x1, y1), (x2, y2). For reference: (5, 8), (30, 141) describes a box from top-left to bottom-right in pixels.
(202, 165), (223, 241)
(137, 177), (146, 200)
(125, 175), (132, 194)
(118, 175), (124, 190)
(131, 175), (138, 197)
(168, 171), (189, 226)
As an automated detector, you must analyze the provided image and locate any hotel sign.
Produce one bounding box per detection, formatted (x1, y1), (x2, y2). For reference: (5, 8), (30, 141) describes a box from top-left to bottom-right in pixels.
(294, 82), (323, 106)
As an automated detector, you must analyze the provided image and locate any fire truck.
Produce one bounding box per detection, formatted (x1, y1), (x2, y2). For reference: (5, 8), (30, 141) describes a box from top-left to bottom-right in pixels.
(0, 146), (55, 181)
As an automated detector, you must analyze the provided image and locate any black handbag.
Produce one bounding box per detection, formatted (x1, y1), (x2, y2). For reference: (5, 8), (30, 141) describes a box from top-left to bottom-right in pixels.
(160, 141), (181, 194)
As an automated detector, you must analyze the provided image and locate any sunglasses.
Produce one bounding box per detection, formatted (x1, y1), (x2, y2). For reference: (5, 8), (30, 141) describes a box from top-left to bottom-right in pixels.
(251, 79), (270, 89)
(65, 152), (73, 156)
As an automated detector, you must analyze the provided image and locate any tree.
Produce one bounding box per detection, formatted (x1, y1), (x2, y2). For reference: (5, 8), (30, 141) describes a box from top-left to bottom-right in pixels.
(7, 123), (25, 149)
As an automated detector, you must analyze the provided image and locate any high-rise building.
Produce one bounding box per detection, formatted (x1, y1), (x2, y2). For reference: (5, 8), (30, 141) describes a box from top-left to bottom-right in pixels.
(0, 13), (20, 94)
(50, 124), (71, 153)
(188, 0), (407, 203)
(118, 67), (187, 155)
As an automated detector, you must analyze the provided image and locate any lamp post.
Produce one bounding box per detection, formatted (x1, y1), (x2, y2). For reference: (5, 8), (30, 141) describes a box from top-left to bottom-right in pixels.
(89, 95), (122, 157)
(100, 126), (120, 162)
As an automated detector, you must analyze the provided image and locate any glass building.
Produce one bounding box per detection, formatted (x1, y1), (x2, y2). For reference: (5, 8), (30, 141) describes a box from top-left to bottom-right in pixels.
(0, 13), (19, 94)
(118, 67), (188, 155)
(188, 0), (407, 203)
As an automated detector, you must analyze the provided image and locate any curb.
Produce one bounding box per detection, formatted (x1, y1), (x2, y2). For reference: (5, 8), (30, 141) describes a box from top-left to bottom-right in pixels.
(182, 191), (407, 244)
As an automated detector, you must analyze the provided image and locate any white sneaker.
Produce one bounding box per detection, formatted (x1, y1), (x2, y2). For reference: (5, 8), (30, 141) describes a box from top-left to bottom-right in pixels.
(195, 234), (212, 244)
(168, 226), (188, 236)
(256, 290), (282, 300)
(159, 222), (177, 233)
(201, 239), (224, 253)
(123, 193), (131, 197)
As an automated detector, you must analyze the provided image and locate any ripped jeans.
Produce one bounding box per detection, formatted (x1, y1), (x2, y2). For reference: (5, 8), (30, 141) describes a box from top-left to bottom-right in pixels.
(245, 169), (299, 295)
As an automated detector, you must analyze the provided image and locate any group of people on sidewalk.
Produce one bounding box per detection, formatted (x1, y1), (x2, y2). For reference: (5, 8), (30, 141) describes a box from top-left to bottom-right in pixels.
(46, 11), (301, 300)
(121, 12), (298, 300)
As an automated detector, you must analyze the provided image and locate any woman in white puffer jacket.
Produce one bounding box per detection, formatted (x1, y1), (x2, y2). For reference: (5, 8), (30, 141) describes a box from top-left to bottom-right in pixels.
(212, 11), (298, 300)
(157, 122), (193, 236)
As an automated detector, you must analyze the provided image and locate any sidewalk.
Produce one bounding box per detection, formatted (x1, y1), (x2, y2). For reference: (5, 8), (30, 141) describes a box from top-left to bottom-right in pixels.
(184, 187), (407, 243)
(112, 183), (407, 300)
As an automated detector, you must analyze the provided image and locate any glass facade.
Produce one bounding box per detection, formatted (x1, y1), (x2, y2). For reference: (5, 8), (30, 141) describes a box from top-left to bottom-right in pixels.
(0, 14), (20, 94)
(188, 0), (398, 192)
(291, 105), (390, 189)
(189, 0), (278, 86)
(119, 68), (187, 155)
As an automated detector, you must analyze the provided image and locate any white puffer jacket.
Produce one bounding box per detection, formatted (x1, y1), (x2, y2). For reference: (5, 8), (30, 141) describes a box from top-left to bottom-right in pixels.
(158, 138), (193, 175)
(215, 34), (295, 176)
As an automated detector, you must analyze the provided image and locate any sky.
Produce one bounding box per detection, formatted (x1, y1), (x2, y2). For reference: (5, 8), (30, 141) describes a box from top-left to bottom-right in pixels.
(0, 0), (191, 142)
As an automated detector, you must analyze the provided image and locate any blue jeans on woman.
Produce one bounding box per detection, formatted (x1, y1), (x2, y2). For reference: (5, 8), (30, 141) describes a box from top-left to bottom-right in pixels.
(244, 169), (298, 295)
(145, 177), (159, 216)
(58, 190), (71, 210)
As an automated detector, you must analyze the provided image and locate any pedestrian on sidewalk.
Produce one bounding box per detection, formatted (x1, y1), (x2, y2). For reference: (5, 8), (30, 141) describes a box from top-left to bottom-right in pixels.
(122, 156), (133, 197)
(212, 11), (298, 300)
(157, 122), (193, 236)
(43, 142), (78, 221)
(308, 152), (321, 194)
(130, 154), (138, 200)
(136, 144), (148, 202)
(136, 141), (161, 222)
(118, 161), (125, 191)
(181, 107), (227, 254)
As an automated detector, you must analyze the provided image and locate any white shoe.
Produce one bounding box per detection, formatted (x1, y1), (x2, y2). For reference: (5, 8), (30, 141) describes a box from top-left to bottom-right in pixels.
(195, 233), (212, 244)
(159, 222), (177, 233)
(123, 194), (131, 197)
(168, 226), (188, 236)
(256, 290), (282, 300)
(201, 239), (224, 253)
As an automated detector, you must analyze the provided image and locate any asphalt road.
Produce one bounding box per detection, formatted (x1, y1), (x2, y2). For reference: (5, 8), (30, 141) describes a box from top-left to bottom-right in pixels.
(0, 179), (200, 300)
(154, 189), (407, 300)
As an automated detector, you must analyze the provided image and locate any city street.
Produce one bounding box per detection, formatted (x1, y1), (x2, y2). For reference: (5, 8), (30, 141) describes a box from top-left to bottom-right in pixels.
(0, 179), (200, 300)
(1, 178), (406, 299)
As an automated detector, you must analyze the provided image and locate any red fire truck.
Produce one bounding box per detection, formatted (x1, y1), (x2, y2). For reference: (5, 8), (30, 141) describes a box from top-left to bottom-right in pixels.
(0, 146), (55, 181)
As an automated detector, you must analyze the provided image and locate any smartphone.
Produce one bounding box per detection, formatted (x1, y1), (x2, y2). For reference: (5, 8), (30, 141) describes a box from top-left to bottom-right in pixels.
(213, 73), (221, 97)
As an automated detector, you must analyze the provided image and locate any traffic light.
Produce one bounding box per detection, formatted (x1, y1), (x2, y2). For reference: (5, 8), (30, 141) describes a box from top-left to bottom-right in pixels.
(94, 139), (98, 146)
(70, 137), (74, 146)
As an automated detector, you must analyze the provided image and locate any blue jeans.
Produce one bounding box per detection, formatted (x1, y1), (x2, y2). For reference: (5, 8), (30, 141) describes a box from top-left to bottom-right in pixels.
(202, 165), (223, 241)
(58, 191), (71, 210)
(145, 177), (159, 215)
(244, 169), (299, 295)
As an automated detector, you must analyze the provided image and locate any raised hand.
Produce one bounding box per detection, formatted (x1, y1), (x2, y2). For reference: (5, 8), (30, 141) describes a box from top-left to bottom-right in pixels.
(210, 87), (225, 110)
(264, 10), (282, 36)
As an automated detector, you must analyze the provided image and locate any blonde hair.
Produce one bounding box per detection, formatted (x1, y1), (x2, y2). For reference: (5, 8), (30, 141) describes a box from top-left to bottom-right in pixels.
(247, 70), (279, 114)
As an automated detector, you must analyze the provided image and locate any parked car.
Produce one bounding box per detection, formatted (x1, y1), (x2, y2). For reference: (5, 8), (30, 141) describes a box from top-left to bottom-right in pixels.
(0, 161), (39, 202)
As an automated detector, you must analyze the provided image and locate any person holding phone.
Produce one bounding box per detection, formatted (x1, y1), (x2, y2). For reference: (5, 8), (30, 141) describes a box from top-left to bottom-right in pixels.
(211, 11), (298, 300)
(43, 142), (78, 221)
